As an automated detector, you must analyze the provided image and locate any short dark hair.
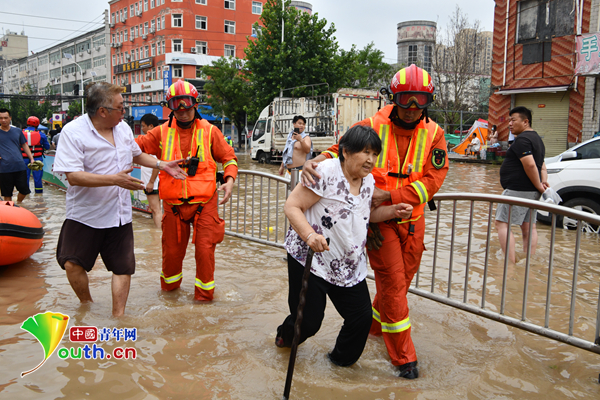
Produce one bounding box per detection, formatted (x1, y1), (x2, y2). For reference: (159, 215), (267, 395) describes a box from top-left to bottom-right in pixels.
(492, 124), (497, 130)
(338, 125), (381, 162)
(86, 82), (124, 117)
(292, 115), (306, 124)
(140, 113), (160, 127)
(0, 108), (11, 116)
(509, 106), (533, 127)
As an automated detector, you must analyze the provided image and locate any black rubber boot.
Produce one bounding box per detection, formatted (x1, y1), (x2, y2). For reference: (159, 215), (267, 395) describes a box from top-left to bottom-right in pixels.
(398, 361), (419, 379)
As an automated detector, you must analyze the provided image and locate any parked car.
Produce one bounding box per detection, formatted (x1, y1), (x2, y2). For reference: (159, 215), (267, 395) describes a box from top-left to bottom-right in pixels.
(537, 136), (600, 233)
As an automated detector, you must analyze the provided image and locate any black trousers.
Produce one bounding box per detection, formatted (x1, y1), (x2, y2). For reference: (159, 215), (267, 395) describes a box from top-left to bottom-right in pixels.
(277, 253), (372, 366)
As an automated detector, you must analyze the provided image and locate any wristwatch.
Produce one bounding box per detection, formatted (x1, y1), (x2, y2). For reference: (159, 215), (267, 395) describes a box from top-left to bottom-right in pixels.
(156, 160), (161, 170)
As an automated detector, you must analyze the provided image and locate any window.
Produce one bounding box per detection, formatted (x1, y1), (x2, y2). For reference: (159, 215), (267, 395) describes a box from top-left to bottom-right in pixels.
(162, 41), (165, 53)
(124, 31), (128, 41)
(145, 46), (149, 57)
(144, 0), (148, 11)
(151, 20), (155, 32)
(111, 13), (115, 24)
(196, 66), (206, 78)
(196, 16), (207, 30)
(195, 41), (207, 54)
(173, 66), (182, 78)
(112, 55), (116, 66)
(131, 27), (135, 39)
(224, 44), (235, 57)
(408, 45), (418, 66)
(225, 20), (235, 34)
(144, 22), (149, 34)
(151, 0), (155, 7)
(172, 0), (182, 2)
(152, 70), (156, 80)
(172, 14), (183, 28)
(93, 35), (105, 47)
(151, 43), (156, 56)
(225, 0), (235, 10)
(130, 5), (134, 16)
(49, 52), (60, 63)
(157, 18), (161, 30)
(252, 26), (261, 36)
(161, 16), (165, 30)
(196, 0), (207, 4)
(135, 26), (139, 37)
(252, 1), (262, 14)
(423, 45), (432, 74)
(112, 33), (116, 43)
(116, 11), (120, 23)
(76, 40), (91, 53)
(124, 9), (127, 20)
(173, 39), (183, 52)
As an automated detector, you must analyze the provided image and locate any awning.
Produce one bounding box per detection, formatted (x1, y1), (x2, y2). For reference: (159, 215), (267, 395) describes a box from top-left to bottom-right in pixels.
(495, 85), (570, 95)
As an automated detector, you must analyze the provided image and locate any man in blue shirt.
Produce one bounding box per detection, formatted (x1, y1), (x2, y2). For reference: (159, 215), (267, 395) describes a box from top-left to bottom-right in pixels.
(0, 108), (34, 203)
(22, 115), (50, 193)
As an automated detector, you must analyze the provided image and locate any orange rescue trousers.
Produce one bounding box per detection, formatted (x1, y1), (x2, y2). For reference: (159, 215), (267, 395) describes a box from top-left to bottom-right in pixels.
(160, 195), (225, 301)
(367, 217), (426, 366)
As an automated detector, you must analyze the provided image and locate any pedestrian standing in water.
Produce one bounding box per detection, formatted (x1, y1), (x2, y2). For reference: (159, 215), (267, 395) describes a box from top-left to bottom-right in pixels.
(54, 82), (186, 317)
(276, 125), (413, 367)
(139, 113), (163, 228)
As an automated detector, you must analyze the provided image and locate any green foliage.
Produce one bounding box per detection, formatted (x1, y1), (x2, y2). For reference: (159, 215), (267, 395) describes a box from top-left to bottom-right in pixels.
(7, 84), (55, 128)
(337, 43), (396, 89)
(200, 57), (252, 144)
(67, 101), (82, 119)
(244, 0), (342, 117)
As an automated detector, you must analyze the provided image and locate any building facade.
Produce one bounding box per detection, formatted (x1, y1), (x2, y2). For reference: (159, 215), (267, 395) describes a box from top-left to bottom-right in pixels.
(489, 0), (592, 156)
(0, 21), (110, 112)
(108, 0), (264, 118)
(396, 20), (436, 74)
(0, 30), (29, 63)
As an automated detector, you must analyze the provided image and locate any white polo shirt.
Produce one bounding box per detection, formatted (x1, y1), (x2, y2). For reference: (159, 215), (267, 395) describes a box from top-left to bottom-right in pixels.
(54, 114), (142, 229)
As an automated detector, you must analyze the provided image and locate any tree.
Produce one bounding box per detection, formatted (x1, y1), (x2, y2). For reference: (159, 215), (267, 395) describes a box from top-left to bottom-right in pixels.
(432, 5), (488, 129)
(200, 57), (252, 146)
(244, 0), (342, 118)
(67, 101), (82, 120)
(8, 84), (55, 128)
(338, 43), (396, 89)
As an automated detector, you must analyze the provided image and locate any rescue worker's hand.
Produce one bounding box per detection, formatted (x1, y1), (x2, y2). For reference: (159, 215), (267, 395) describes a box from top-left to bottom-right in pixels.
(217, 176), (235, 205)
(390, 203), (413, 220)
(307, 233), (329, 253)
(301, 160), (321, 186)
(366, 223), (385, 251)
(372, 187), (391, 208)
(162, 159), (188, 180)
(115, 167), (145, 190)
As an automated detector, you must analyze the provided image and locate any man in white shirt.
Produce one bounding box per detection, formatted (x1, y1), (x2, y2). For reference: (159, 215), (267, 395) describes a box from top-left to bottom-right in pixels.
(54, 83), (185, 317)
(465, 132), (481, 155)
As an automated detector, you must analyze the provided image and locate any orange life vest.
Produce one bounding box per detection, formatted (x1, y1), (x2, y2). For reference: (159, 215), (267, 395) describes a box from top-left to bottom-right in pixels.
(21, 130), (43, 158)
(159, 119), (217, 205)
(369, 105), (441, 221)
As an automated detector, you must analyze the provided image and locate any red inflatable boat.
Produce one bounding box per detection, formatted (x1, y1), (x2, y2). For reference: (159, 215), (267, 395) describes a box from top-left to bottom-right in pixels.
(0, 201), (44, 266)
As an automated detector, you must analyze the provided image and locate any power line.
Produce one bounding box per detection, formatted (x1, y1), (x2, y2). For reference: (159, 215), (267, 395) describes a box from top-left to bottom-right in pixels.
(32, 14), (105, 52)
(1, 11), (106, 24)
(0, 21), (103, 33)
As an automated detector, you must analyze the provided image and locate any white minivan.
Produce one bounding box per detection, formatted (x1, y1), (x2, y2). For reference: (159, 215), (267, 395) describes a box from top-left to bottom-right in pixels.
(538, 136), (600, 233)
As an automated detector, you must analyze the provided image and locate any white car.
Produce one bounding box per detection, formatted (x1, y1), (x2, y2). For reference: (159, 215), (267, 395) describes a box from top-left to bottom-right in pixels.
(538, 136), (600, 233)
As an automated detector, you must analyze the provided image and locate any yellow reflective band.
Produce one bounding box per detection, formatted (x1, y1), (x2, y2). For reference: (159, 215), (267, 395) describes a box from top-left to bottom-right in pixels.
(381, 317), (411, 333)
(195, 278), (215, 290)
(192, 127), (205, 162)
(412, 128), (428, 173)
(160, 271), (182, 284)
(372, 307), (381, 323)
(376, 124), (390, 169)
(163, 127), (177, 161)
(369, 117), (374, 128)
(423, 69), (429, 87)
(399, 68), (406, 85)
(411, 180), (428, 204)
(431, 124), (439, 141)
(323, 150), (338, 159)
(170, 85), (176, 97)
(184, 81), (191, 94)
(223, 160), (237, 169)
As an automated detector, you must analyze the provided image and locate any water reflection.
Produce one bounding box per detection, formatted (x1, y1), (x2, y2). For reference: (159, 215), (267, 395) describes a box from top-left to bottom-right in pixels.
(1, 156), (599, 399)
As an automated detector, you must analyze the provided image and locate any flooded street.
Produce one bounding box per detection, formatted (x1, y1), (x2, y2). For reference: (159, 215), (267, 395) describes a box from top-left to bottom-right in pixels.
(1, 155), (600, 399)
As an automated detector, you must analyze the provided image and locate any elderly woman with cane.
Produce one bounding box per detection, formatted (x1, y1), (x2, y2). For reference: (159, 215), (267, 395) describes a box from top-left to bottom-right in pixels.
(276, 125), (413, 368)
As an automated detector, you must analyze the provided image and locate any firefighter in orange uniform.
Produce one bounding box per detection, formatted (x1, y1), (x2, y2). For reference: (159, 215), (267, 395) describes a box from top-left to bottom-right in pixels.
(22, 116), (50, 193)
(135, 80), (238, 301)
(302, 65), (449, 378)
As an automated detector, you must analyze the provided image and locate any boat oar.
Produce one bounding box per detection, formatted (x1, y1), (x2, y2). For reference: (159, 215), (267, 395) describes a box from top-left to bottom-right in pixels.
(283, 238), (329, 400)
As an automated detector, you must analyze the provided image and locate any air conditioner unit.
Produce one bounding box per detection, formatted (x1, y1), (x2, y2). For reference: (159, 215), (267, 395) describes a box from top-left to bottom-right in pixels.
(109, 23), (115, 28)
(82, 70), (87, 75)
(136, 11), (142, 17)
(116, 43), (122, 48)
(125, 54), (131, 60)
(87, 49), (91, 54)
(130, 37), (134, 42)
(72, 72), (77, 77)
(149, 28), (155, 34)
(142, 35), (147, 40)
(79, 53), (84, 57)
(95, 47), (101, 52)
(190, 47), (197, 53)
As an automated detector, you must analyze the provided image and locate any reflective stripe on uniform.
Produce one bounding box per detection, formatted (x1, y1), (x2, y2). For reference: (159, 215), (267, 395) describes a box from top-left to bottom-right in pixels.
(381, 317), (411, 333)
(160, 271), (182, 284)
(411, 128), (429, 173)
(163, 127), (177, 161)
(410, 180), (428, 204)
(372, 306), (381, 323)
(195, 278), (215, 291)
(323, 150), (338, 158)
(376, 124), (390, 169)
(223, 160), (237, 168)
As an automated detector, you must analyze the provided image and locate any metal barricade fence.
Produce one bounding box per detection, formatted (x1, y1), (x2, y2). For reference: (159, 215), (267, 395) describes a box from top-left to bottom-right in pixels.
(218, 171), (600, 355)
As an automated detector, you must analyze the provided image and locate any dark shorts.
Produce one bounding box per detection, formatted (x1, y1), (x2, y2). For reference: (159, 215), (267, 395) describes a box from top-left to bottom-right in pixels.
(56, 219), (135, 275)
(143, 189), (159, 195)
(0, 170), (31, 197)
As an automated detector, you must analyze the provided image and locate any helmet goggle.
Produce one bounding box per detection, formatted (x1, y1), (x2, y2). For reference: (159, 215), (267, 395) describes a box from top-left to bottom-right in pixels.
(392, 91), (435, 109)
(167, 96), (197, 111)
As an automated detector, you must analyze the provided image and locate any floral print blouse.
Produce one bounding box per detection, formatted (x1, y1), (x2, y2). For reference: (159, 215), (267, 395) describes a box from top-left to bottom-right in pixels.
(284, 158), (375, 287)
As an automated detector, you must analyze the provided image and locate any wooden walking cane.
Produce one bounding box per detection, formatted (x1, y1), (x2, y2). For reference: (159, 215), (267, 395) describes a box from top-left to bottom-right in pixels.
(282, 238), (329, 400)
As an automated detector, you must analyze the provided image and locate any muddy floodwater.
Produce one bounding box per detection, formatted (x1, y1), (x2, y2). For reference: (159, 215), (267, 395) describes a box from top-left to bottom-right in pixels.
(1, 155), (600, 399)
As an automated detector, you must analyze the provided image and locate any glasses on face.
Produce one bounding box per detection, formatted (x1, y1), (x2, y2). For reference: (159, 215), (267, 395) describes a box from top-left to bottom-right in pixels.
(103, 106), (126, 114)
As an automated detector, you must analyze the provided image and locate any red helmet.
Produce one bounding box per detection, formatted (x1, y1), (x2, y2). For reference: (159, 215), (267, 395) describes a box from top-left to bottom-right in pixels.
(386, 65), (435, 109)
(27, 116), (40, 127)
(165, 80), (199, 110)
